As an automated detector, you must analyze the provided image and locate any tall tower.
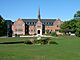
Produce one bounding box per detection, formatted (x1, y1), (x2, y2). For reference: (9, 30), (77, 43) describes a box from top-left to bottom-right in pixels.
(36, 7), (42, 36)
(38, 7), (41, 21)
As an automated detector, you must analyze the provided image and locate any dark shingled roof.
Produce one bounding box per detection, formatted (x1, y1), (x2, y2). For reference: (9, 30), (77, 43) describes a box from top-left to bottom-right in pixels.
(5, 20), (12, 25)
(22, 19), (56, 26)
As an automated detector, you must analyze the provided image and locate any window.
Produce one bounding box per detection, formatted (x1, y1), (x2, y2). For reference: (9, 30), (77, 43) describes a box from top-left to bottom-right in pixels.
(27, 22), (29, 24)
(17, 29), (23, 31)
(31, 30), (33, 32)
(31, 22), (33, 24)
(30, 22), (31, 24)
(37, 26), (41, 28)
(49, 22), (51, 24)
(42, 22), (45, 24)
(48, 22), (49, 24)
(33, 22), (34, 24)
(35, 22), (36, 24)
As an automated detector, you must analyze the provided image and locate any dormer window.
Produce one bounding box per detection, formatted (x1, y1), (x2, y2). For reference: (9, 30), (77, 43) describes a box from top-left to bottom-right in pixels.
(33, 22), (34, 24)
(27, 22), (29, 24)
(42, 22), (45, 25)
(30, 22), (31, 24)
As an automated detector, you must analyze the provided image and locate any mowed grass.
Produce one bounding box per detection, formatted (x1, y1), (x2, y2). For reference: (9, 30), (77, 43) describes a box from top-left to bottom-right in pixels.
(0, 36), (80, 60)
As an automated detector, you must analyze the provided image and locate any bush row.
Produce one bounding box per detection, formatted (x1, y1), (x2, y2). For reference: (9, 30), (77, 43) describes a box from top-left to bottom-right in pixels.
(24, 38), (58, 45)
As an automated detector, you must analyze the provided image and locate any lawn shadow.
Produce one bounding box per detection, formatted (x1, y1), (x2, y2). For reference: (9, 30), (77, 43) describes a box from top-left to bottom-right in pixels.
(0, 41), (24, 44)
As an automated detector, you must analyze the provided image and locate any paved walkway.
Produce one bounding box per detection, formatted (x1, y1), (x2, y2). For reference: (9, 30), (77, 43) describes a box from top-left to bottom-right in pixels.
(20, 35), (52, 37)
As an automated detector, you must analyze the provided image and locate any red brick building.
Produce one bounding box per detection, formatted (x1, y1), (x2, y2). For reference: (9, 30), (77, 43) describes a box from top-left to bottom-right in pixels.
(12, 8), (63, 36)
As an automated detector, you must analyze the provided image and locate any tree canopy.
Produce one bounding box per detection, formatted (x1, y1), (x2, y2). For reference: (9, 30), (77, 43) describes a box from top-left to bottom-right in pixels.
(74, 10), (80, 18)
(61, 10), (80, 37)
(0, 15), (6, 36)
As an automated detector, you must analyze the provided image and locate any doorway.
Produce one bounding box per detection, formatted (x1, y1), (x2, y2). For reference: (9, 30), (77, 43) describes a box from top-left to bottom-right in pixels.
(38, 30), (40, 34)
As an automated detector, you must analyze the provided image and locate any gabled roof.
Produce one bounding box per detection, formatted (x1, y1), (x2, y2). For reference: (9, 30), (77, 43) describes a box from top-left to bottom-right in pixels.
(22, 19), (38, 22)
(5, 20), (12, 25)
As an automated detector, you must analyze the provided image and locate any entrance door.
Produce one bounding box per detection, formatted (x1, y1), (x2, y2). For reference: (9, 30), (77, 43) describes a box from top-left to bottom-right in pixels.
(38, 30), (40, 34)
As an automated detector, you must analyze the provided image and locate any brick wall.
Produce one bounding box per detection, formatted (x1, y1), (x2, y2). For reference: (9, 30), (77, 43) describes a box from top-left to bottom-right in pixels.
(45, 19), (63, 33)
(12, 18), (25, 35)
(12, 18), (63, 35)
(29, 26), (35, 35)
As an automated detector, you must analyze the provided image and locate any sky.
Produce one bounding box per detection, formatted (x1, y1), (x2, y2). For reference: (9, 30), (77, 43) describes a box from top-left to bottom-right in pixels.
(0, 0), (80, 21)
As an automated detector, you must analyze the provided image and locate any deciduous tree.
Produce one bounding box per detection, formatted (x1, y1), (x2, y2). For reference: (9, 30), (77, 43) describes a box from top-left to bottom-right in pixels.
(61, 10), (80, 37)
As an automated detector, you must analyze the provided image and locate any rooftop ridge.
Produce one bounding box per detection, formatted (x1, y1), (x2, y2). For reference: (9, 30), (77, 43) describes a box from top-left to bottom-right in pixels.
(22, 18), (56, 20)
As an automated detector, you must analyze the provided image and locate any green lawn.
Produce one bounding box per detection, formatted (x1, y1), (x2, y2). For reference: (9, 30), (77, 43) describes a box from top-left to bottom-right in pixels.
(0, 36), (80, 60)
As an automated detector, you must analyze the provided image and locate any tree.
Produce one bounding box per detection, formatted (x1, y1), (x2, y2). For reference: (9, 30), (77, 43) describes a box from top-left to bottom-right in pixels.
(75, 19), (80, 37)
(74, 10), (80, 18)
(0, 15), (6, 36)
(61, 10), (80, 37)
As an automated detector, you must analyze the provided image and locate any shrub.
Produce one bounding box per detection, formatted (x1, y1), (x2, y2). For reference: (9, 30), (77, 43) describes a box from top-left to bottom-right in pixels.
(41, 39), (48, 45)
(24, 40), (33, 44)
(34, 38), (50, 45)
(49, 41), (58, 45)
(36, 38), (56, 45)
(15, 34), (17, 37)
(24, 38), (52, 45)
(15, 34), (20, 37)
(34, 40), (41, 44)
(51, 32), (56, 36)
(75, 31), (80, 37)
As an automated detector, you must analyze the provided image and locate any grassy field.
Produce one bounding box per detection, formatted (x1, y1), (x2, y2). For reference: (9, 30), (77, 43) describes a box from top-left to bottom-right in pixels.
(0, 36), (80, 60)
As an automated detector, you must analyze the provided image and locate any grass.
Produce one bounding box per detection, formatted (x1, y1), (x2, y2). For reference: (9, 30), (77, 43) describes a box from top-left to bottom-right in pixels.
(0, 37), (30, 42)
(0, 36), (80, 60)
